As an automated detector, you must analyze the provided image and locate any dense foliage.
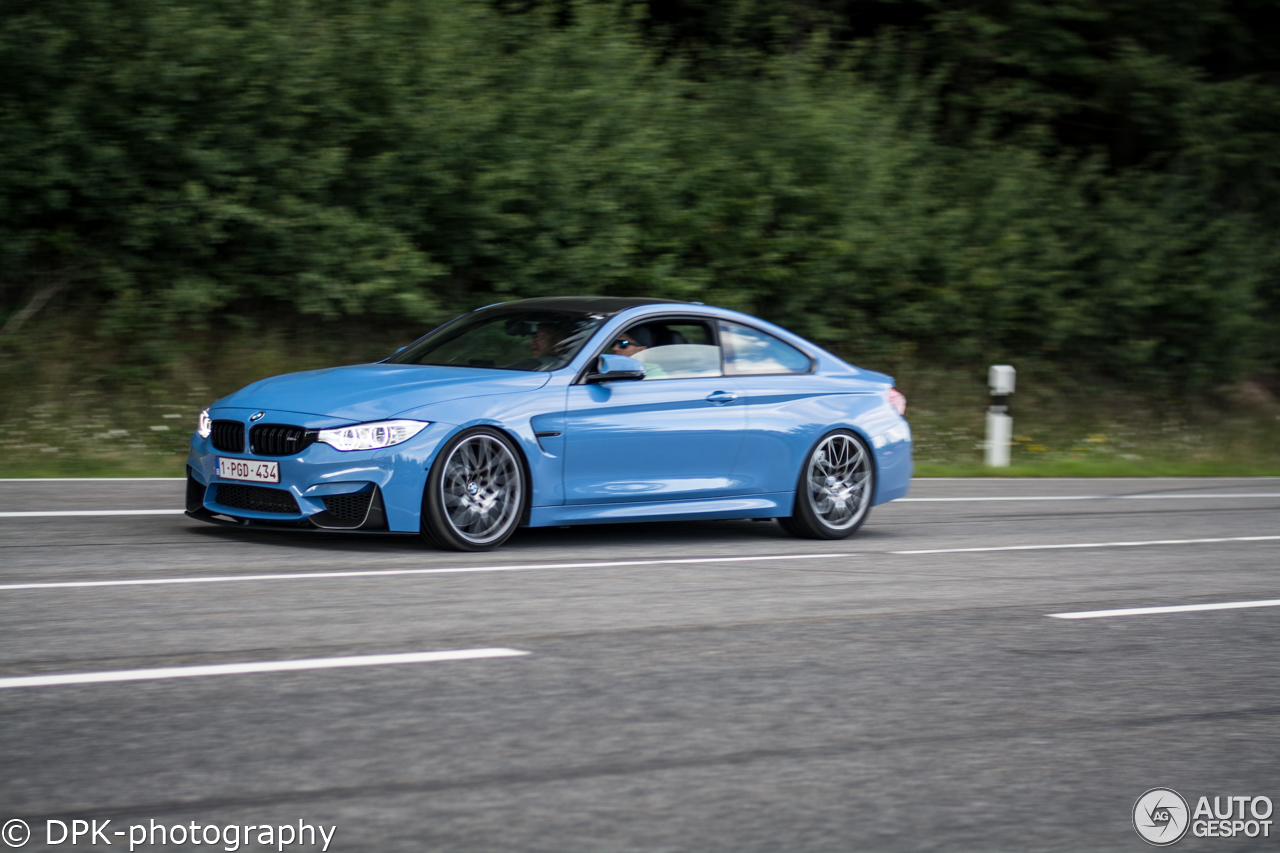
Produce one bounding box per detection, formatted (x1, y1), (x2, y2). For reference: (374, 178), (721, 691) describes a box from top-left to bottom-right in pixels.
(1, 0), (1276, 390)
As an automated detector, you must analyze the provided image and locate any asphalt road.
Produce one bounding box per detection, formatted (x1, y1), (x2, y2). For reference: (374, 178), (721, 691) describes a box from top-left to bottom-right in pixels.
(2, 477), (1278, 852)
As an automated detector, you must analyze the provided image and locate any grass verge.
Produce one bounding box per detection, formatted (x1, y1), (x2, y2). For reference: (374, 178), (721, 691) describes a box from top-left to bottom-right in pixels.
(914, 460), (1280, 478)
(2, 318), (1278, 479)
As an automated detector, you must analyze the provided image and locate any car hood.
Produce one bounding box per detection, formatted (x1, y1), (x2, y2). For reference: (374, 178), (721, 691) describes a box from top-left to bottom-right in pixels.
(218, 364), (551, 422)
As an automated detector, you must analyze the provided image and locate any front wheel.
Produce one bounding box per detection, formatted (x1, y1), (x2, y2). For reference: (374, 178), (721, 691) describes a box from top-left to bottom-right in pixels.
(778, 430), (875, 540)
(421, 427), (526, 551)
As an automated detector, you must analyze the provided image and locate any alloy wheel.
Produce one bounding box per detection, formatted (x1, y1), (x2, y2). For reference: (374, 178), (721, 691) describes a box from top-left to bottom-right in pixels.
(439, 434), (523, 546)
(804, 433), (872, 530)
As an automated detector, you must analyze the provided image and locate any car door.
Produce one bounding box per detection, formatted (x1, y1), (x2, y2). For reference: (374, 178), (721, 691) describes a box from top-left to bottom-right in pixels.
(562, 319), (747, 505)
(717, 319), (826, 494)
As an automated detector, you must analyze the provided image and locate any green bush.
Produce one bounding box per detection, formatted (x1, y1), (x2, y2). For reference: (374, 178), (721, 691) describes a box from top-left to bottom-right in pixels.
(1, 0), (1274, 392)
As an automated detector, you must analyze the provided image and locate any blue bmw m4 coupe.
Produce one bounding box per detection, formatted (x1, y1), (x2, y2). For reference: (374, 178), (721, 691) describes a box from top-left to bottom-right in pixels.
(186, 297), (912, 550)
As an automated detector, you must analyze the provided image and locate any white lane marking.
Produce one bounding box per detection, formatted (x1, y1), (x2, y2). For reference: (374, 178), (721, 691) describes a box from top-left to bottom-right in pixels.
(5, 493), (1277, 518)
(894, 535), (1280, 555)
(1050, 600), (1280, 620)
(0, 478), (185, 482)
(913, 477), (1280, 480)
(899, 494), (1280, 502)
(6, 477), (1276, 482)
(0, 509), (185, 518)
(0, 553), (850, 591)
(0, 648), (528, 690)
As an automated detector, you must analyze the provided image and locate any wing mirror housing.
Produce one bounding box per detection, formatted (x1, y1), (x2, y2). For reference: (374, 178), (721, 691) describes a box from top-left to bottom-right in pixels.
(586, 354), (646, 383)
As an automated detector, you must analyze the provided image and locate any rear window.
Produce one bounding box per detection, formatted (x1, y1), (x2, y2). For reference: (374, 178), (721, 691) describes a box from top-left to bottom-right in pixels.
(718, 321), (812, 375)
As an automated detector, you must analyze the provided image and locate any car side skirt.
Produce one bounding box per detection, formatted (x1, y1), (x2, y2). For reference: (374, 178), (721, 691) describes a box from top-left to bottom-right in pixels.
(528, 492), (794, 527)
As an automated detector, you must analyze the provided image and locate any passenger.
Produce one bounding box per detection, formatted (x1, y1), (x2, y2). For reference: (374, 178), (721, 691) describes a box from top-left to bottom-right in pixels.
(529, 322), (564, 359)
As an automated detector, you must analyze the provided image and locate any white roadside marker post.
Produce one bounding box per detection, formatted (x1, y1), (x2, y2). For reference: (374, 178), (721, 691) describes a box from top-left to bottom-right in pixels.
(985, 365), (1015, 467)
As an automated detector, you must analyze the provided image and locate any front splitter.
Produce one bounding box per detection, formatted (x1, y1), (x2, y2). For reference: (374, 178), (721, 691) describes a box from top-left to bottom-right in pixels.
(184, 509), (417, 536)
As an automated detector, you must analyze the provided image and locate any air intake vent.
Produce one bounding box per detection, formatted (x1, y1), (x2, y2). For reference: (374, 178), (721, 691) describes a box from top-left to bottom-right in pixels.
(186, 472), (207, 512)
(210, 420), (245, 453)
(321, 491), (374, 522)
(214, 484), (299, 514)
(249, 424), (318, 457)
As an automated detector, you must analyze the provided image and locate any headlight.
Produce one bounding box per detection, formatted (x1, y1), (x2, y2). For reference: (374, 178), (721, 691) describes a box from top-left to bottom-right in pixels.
(316, 420), (430, 452)
(197, 409), (212, 438)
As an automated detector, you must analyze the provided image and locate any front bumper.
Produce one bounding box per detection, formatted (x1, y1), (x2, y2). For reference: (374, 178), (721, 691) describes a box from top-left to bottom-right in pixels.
(184, 477), (394, 532)
(187, 417), (450, 532)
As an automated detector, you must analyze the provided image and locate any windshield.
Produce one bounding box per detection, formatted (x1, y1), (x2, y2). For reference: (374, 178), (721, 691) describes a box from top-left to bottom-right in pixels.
(389, 309), (606, 372)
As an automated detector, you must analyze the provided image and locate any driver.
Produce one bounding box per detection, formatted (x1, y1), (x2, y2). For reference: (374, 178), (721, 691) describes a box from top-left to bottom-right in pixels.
(609, 326), (652, 358)
(611, 327), (666, 378)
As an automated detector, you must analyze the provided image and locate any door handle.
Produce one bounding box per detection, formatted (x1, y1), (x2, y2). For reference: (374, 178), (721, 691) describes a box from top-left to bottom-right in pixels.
(705, 391), (738, 404)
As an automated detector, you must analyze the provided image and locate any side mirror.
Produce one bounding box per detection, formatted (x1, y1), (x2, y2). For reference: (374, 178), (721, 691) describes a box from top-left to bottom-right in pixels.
(586, 354), (645, 383)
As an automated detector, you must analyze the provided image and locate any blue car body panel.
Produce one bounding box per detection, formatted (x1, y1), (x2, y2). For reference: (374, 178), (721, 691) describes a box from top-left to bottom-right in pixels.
(562, 376), (748, 504)
(223, 364), (550, 421)
(188, 300), (912, 537)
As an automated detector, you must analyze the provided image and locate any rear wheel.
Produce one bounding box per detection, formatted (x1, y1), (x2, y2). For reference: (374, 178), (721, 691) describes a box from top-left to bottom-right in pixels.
(421, 428), (525, 551)
(779, 430), (874, 539)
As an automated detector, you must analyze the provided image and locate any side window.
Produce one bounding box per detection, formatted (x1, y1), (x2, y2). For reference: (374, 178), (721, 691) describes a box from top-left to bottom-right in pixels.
(653, 322), (712, 346)
(625, 319), (722, 379)
(719, 321), (811, 376)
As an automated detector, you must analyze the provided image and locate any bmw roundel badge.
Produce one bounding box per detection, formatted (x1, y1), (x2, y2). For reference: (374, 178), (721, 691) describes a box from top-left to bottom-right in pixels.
(249, 411), (265, 422)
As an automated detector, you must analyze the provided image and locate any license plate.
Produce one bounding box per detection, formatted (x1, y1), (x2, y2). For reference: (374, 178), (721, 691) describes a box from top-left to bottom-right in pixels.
(216, 458), (279, 483)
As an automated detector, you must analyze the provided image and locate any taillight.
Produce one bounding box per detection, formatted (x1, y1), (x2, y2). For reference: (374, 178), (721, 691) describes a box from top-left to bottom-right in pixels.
(887, 388), (906, 416)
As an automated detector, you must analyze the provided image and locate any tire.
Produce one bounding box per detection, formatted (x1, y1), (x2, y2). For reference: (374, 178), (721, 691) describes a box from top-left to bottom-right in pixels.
(421, 427), (526, 551)
(779, 430), (875, 540)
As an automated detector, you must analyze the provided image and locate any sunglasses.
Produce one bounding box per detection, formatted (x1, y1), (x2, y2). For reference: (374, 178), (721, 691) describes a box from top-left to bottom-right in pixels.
(612, 339), (638, 349)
